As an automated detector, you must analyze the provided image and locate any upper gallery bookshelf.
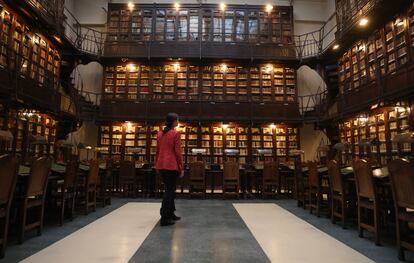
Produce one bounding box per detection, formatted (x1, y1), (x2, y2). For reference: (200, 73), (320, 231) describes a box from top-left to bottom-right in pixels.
(0, 2), (61, 91)
(106, 3), (293, 45)
(103, 62), (297, 103)
(338, 5), (414, 97)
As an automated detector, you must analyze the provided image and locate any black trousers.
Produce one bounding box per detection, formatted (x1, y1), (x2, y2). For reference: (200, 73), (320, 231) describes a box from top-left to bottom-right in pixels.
(160, 170), (179, 220)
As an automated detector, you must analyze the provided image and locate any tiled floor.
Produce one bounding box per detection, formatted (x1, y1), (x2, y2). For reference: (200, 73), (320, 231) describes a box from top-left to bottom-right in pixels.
(1, 198), (412, 263)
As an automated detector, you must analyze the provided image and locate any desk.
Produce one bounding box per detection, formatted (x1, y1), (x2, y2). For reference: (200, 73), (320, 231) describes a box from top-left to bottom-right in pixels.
(206, 170), (222, 194)
(241, 170), (257, 197)
(19, 165), (30, 176)
(51, 163), (66, 174)
(373, 167), (389, 178)
(79, 164), (90, 172)
(338, 166), (389, 180)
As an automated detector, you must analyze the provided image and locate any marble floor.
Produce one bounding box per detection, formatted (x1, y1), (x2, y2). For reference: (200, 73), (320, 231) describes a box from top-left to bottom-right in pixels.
(1, 198), (412, 263)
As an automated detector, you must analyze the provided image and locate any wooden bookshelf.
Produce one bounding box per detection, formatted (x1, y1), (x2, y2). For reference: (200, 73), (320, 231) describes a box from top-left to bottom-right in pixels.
(338, 7), (413, 96)
(97, 122), (300, 165)
(103, 62), (297, 103)
(0, 107), (57, 159)
(106, 4), (293, 45)
(339, 105), (413, 166)
(0, 2), (61, 90)
(335, 0), (377, 36)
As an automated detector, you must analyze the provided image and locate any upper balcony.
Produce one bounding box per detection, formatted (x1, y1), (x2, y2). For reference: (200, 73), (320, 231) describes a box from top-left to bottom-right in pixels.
(337, 3), (414, 116)
(335, 0), (411, 43)
(104, 3), (296, 60)
(7, 0), (63, 29)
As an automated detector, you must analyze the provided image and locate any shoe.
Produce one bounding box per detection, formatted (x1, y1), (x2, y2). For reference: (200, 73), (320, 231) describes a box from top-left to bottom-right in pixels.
(160, 219), (175, 226)
(172, 214), (181, 221)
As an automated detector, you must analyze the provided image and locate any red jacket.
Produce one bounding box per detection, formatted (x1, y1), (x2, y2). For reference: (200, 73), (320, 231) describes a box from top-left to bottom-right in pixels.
(155, 129), (184, 171)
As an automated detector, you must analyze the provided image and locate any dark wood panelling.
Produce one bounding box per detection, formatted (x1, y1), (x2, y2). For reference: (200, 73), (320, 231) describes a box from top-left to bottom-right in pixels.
(99, 100), (301, 122)
(104, 42), (296, 60)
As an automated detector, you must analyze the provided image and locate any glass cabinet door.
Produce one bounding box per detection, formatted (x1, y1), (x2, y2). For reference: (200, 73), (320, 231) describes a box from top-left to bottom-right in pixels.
(189, 10), (199, 41)
(143, 10), (153, 41)
(248, 11), (258, 41)
(224, 11), (234, 42)
(166, 9), (176, 40)
(235, 11), (245, 41)
(213, 10), (223, 42)
(178, 10), (188, 41)
(155, 10), (165, 41)
(202, 10), (212, 41)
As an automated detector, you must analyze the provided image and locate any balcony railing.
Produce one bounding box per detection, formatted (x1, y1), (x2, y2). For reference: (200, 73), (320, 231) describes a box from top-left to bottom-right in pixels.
(23, 0), (60, 21)
(336, 0), (380, 36)
(295, 13), (337, 59)
(61, 7), (105, 57)
(58, 6), (336, 60)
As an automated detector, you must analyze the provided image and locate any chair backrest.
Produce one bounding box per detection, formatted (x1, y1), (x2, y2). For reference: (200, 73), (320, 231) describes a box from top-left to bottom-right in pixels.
(328, 160), (343, 193)
(87, 159), (100, 187)
(105, 159), (114, 178)
(189, 161), (205, 180)
(388, 158), (414, 209)
(119, 160), (135, 181)
(223, 161), (239, 181)
(263, 161), (278, 181)
(63, 161), (80, 189)
(26, 157), (52, 197)
(0, 155), (20, 206)
(307, 161), (319, 188)
(352, 159), (375, 199)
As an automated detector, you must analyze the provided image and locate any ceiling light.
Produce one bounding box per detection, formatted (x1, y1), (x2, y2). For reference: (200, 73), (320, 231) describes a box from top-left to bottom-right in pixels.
(220, 3), (226, 11)
(174, 3), (180, 10)
(128, 2), (134, 9)
(266, 4), (273, 13)
(359, 17), (369, 27)
(173, 63), (180, 71)
(127, 63), (137, 72)
(332, 44), (340, 50)
(396, 18), (405, 27)
(265, 64), (273, 73)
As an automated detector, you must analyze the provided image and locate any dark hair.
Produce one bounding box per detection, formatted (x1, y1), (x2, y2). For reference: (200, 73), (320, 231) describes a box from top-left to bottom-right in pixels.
(163, 113), (179, 134)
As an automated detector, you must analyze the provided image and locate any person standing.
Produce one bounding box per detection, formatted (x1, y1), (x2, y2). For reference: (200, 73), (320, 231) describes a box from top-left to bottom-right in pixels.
(155, 113), (184, 226)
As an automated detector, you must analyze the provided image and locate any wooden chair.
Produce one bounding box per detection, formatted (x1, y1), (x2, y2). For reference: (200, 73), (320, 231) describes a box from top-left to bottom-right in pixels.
(0, 155), (19, 258)
(97, 159), (112, 206)
(188, 161), (206, 199)
(56, 161), (79, 226)
(388, 159), (414, 260)
(353, 159), (381, 245)
(328, 160), (347, 228)
(119, 160), (137, 198)
(79, 160), (99, 215)
(308, 161), (330, 217)
(19, 157), (52, 244)
(295, 161), (309, 208)
(262, 161), (279, 198)
(223, 161), (240, 199)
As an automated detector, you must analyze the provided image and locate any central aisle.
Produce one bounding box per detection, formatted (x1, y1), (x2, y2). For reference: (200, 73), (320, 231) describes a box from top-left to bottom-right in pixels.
(130, 201), (270, 263)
